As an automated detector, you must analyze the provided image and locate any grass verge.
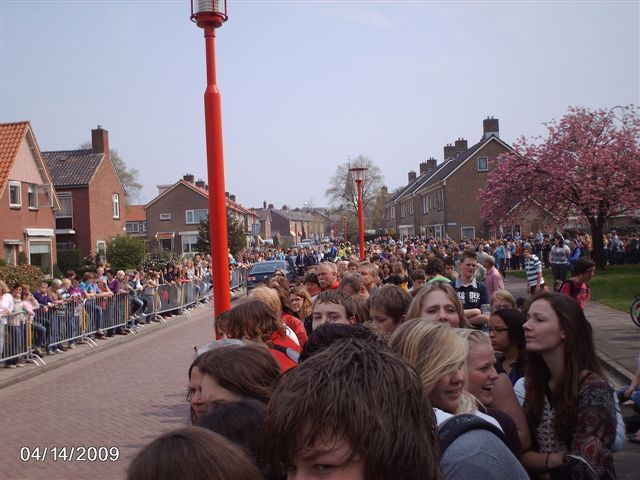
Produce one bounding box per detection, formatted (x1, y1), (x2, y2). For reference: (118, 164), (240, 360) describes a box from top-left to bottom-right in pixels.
(507, 265), (639, 312)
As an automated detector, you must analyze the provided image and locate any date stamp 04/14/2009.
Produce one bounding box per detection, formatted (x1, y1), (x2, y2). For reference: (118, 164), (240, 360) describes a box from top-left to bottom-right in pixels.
(20, 446), (120, 462)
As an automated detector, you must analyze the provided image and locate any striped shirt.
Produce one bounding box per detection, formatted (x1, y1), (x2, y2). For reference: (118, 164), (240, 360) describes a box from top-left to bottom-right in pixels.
(524, 254), (544, 287)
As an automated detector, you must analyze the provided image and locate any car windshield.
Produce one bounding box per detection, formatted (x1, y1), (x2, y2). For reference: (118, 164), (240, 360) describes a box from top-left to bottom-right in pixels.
(251, 263), (281, 274)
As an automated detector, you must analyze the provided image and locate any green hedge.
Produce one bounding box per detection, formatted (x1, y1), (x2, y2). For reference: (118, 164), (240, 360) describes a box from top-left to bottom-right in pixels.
(0, 264), (45, 291)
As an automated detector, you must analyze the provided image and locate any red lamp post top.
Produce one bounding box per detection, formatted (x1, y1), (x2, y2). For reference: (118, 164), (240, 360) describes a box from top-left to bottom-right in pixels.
(349, 166), (368, 183)
(191, 0), (228, 29)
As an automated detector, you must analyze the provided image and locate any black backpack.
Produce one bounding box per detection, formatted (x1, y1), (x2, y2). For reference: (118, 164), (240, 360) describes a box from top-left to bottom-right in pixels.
(438, 414), (509, 458)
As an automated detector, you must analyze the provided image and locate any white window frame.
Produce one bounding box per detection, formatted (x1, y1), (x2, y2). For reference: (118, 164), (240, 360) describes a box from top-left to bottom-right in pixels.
(477, 156), (489, 172)
(126, 222), (140, 233)
(112, 193), (120, 219)
(422, 195), (428, 214)
(461, 226), (476, 240)
(160, 213), (172, 221)
(97, 240), (107, 257)
(9, 181), (21, 208)
(28, 184), (38, 209)
(185, 209), (208, 225)
(181, 233), (199, 254)
(28, 239), (52, 276)
(408, 201), (414, 216)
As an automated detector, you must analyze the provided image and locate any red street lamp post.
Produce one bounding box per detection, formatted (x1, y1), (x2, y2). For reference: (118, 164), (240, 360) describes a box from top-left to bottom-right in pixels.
(349, 167), (367, 260)
(190, 0), (231, 316)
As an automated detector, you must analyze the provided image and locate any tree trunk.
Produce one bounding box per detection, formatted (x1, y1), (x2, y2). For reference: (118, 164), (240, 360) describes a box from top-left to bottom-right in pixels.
(589, 218), (606, 270)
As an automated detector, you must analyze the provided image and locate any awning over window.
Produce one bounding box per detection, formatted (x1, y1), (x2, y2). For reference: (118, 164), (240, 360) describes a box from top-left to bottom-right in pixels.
(3, 239), (22, 245)
(178, 231), (198, 236)
(24, 228), (54, 237)
(155, 232), (175, 240)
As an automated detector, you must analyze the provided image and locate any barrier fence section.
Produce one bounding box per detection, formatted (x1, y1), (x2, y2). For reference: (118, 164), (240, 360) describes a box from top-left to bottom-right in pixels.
(1, 269), (246, 368)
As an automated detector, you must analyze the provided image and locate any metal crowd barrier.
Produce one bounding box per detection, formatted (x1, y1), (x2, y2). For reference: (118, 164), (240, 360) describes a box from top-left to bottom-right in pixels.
(0, 273), (239, 368)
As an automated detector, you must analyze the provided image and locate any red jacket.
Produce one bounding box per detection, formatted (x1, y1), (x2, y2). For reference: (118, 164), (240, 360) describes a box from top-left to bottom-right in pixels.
(269, 330), (301, 372)
(281, 313), (308, 347)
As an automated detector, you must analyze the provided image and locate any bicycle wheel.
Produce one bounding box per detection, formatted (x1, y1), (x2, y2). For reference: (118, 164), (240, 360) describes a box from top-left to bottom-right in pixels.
(631, 297), (640, 328)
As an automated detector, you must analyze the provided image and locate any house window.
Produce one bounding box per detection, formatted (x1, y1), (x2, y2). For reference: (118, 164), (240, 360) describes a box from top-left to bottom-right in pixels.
(477, 156), (489, 171)
(112, 193), (120, 219)
(96, 240), (107, 258)
(422, 196), (428, 214)
(461, 227), (476, 240)
(141, 221), (147, 232)
(29, 241), (52, 275)
(436, 190), (444, 210)
(126, 222), (140, 233)
(408, 201), (414, 216)
(160, 213), (172, 221)
(56, 192), (73, 217)
(186, 209), (208, 224)
(434, 225), (443, 240)
(181, 233), (199, 254)
(9, 181), (21, 208)
(28, 184), (38, 209)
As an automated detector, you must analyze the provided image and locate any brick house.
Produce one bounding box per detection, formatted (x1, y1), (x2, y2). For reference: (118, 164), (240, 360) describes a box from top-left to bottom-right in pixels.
(145, 174), (258, 256)
(42, 126), (127, 259)
(0, 121), (59, 274)
(125, 204), (147, 243)
(385, 118), (518, 240)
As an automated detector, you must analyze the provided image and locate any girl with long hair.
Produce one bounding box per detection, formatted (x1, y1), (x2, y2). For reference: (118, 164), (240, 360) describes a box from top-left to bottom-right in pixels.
(489, 308), (527, 385)
(521, 292), (616, 479)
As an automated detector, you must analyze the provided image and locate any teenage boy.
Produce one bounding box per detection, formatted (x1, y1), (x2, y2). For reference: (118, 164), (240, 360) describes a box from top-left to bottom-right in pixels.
(311, 290), (357, 331)
(368, 284), (411, 334)
(453, 250), (490, 330)
(262, 337), (442, 480)
(559, 258), (595, 310)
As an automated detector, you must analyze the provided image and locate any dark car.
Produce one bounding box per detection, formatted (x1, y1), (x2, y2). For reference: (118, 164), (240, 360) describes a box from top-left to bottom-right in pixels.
(246, 260), (295, 290)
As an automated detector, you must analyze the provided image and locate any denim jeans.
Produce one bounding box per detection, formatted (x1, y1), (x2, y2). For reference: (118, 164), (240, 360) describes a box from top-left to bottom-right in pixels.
(617, 385), (640, 409)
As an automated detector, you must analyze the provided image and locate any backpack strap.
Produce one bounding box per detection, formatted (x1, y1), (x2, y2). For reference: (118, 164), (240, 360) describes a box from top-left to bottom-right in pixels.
(271, 344), (300, 364)
(438, 414), (509, 458)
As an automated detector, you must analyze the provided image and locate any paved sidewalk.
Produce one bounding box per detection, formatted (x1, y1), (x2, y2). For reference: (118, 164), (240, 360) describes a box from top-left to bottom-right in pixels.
(504, 276), (639, 383)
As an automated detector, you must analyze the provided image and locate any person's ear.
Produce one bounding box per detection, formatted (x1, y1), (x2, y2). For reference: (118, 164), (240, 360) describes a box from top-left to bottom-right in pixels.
(348, 316), (357, 325)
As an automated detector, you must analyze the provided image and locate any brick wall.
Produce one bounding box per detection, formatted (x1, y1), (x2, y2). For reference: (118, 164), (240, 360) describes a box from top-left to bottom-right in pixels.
(86, 155), (126, 256)
(445, 139), (510, 240)
(146, 183), (209, 254)
(1, 184), (58, 266)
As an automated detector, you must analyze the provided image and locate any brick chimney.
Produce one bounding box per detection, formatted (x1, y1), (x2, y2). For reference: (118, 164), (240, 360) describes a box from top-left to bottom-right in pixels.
(408, 170), (417, 183)
(195, 179), (205, 188)
(268, 203), (274, 209)
(263, 200), (267, 209)
(454, 138), (468, 153)
(419, 162), (429, 175)
(483, 116), (500, 140)
(426, 157), (437, 171)
(225, 192), (230, 199)
(91, 125), (109, 154)
(183, 174), (195, 183)
(444, 143), (457, 160)
(230, 194), (236, 202)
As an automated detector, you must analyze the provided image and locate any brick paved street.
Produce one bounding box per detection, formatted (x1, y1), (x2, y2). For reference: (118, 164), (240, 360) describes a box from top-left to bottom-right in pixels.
(0, 305), (215, 480)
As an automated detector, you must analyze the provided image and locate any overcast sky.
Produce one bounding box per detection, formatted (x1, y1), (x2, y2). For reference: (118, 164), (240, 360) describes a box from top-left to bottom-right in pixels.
(2, 1), (638, 210)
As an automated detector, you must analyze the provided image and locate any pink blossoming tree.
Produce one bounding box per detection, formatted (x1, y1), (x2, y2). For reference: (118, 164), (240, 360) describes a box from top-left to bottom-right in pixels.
(479, 105), (640, 268)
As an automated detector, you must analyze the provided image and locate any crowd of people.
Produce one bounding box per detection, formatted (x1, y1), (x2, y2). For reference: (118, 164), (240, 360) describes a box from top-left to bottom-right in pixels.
(127, 231), (639, 480)
(0, 254), (213, 365)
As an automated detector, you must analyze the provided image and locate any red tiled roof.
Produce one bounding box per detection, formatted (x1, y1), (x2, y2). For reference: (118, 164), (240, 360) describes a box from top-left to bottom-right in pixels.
(126, 204), (145, 222)
(0, 121), (30, 197)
